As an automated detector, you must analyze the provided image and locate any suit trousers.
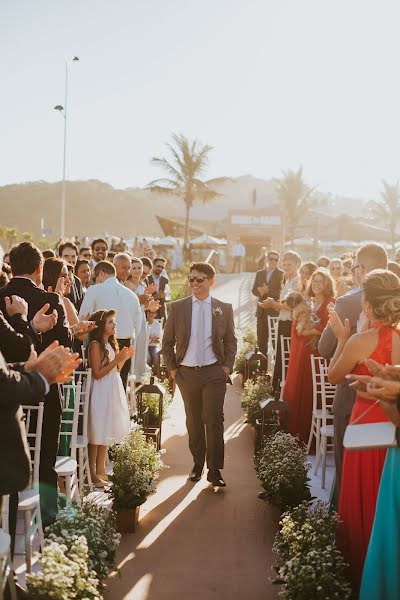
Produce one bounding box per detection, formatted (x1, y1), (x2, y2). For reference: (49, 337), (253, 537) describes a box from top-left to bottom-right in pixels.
(117, 338), (132, 391)
(176, 363), (227, 470)
(39, 387), (62, 527)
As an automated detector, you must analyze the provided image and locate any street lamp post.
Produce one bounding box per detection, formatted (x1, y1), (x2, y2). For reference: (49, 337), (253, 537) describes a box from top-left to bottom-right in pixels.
(54, 56), (79, 239)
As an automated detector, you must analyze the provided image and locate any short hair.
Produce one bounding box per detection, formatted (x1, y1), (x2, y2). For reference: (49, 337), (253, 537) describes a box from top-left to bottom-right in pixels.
(317, 256), (331, 268)
(58, 240), (78, 257)
(75, 258), (90, 274)
(79, 246), (91, 256)
(9, 242), (42, 276)
(356, 243), (388, 270)
(140, 256), (153, 270)
(93, 260), (116, 278)
(42, 249), (56, 259)
(154, 257), (167, 265)
(267, 250), (280, 259)
(282, 250), (302, 267)
(113, 252), (132, 264)
(91, 238), (108, 250)
(307, 268), (336, 300)
(189, 262), (216, 279)
(43, 257), (65, 292)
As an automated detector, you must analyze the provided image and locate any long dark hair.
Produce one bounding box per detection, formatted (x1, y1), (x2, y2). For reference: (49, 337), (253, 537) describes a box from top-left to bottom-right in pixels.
(43, 257), (65, 292)
(88, 309), (119, 366)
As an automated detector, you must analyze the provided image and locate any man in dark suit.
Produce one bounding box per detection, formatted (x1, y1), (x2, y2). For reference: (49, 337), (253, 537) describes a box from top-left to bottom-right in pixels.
(57, 240), (85, 311)
(162, 262), (237, 487)
(251, 250), (284, 358)
(318, 243), (388, 505)
(147, 257), (170, 322)
(0, 241), (74, 526)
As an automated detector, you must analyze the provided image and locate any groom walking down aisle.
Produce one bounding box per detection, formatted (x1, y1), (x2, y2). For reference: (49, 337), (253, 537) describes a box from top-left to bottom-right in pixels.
(162, 262), (237, 487)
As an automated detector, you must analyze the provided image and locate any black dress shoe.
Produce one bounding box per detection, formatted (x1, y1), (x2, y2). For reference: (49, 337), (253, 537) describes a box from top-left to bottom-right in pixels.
(207, 469), (226, 487)
(189, 465), (203, 482)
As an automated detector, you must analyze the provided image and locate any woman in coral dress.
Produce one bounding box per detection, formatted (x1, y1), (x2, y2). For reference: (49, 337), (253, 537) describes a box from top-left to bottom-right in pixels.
(328, 269), (400, 591)
(284, 269), (335, 446)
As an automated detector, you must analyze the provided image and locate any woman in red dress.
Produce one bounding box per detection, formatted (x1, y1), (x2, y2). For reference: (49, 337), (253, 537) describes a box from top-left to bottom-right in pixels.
(284, 269), (336, 446)
(328, 269), (400, 590)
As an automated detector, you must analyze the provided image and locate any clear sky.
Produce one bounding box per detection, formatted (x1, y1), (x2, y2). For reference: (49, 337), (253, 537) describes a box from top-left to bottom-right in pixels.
(1, 0), (399, 199)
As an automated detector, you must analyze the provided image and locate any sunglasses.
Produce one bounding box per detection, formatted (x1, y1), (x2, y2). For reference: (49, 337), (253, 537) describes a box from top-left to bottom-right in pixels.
(188, 276), (209, 284)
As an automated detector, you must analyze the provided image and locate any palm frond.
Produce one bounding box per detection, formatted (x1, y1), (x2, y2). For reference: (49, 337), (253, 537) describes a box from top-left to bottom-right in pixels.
(150, 157), (183, 184)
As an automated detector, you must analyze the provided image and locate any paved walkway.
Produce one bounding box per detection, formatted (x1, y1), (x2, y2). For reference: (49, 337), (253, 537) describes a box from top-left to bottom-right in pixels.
(105, 273), (279, 600)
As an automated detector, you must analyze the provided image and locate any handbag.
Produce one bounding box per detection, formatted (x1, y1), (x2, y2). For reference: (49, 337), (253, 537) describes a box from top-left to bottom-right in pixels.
(343, 399), (400, 450)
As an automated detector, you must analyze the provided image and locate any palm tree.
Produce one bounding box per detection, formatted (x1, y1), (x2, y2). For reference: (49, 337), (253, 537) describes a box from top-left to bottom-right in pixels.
(274, 166), (315, 246)
(148, 133), (227, 256)
(368, 179), (400, 251)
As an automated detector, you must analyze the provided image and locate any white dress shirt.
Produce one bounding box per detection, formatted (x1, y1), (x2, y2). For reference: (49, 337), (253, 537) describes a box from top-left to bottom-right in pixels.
(181, 295), (217, 367)
(78, 276), (142, 340)
(232, 243), (246, 257)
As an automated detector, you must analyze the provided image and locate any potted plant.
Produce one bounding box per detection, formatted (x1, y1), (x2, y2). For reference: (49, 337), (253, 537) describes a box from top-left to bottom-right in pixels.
(255, 431), (311, 513)
(241, 375), (274, 427)
(234, 328), (257, 383)
(26, 536), (101, 599)
(108, 428), (164, 533)
(45, 499), (120, 582)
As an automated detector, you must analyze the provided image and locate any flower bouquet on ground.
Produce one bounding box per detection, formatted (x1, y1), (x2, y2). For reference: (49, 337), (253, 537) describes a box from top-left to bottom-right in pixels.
(108, 428), (164, 532)
(273, 500), (353, 599)
(26, 536), (101, 600)
(255, 431), (311, 512)
(45, 499), (120, 582)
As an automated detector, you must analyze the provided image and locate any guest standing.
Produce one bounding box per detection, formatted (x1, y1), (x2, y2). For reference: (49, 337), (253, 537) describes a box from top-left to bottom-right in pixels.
(284, 269), (335, 445)
(251, 251), (284, 358)
(125, 257), (151, 381)
(78, 261), (142, 391)
(57, 240), (84, 311)
(75, 259), (91, 290)
(328, 269), (400, 590)
(147, 257), (170, 322)
(231, 239), (246, 273)
(299, 261), (317, 295)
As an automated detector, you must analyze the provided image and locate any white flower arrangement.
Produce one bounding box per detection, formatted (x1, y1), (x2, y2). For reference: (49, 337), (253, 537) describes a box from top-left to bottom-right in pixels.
(45, 499), (120, 582)
(241, 375), (274, 426)
(26, 536), (101, 599)
(212, 306), (223, 317)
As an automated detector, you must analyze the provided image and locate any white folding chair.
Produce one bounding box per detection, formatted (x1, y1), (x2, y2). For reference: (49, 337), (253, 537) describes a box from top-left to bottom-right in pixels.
(267, 315), (279, 368)
(279, 335), (291, 399)
(74, 370), (93, 494)
(311, 357), (335, 489)
(55, 383), (81, 505)
(0, 497), (17, 600)
(16, 403), (45, 573)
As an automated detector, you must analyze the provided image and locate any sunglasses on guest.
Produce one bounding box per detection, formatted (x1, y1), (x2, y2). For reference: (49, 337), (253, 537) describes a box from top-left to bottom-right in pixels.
(188, 276), (209, 283)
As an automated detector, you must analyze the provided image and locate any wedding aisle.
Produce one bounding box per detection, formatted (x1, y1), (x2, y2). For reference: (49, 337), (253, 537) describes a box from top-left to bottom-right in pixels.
(105, 273), (279, 599)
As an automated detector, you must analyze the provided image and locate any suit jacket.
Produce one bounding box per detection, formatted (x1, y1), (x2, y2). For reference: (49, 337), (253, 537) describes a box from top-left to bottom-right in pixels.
(66, 274), (85, 312)
(318, 288), (362, 416)
(252, 267), (284, 318)
(148, 274), (169, 320)
(0, 277), (73, 354)
(162, 295), (237, 371)
(0, 311), (34, 362)
(0, 347), (46, 494)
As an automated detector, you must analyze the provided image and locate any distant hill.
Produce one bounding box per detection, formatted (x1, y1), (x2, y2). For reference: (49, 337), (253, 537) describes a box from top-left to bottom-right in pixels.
(0, 176), (370, 239)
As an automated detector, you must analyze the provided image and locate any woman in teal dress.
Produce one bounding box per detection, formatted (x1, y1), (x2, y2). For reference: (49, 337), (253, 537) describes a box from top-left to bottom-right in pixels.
(359, 370), (400, 600)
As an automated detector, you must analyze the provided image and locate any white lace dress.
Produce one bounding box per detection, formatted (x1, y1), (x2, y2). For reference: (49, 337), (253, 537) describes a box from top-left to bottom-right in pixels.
(88, 343), (130, 445)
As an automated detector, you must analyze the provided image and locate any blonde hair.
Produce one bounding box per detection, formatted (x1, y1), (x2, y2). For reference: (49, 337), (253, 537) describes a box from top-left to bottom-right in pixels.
(363, 269), (400, 325)
(283, 251), (301, 267)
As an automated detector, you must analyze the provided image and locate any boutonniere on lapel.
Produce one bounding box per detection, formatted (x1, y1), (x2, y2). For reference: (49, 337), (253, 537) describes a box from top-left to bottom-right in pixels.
(212, 307), (223, 318)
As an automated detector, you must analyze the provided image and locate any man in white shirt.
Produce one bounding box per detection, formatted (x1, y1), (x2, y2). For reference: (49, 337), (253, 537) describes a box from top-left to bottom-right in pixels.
(79, 260), (142, 390)
(162, 262), (237, 487)
(231, 238), (246, 273)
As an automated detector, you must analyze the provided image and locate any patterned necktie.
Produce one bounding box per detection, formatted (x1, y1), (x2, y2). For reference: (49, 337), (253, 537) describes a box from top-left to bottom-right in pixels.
(196, 300), (205, 367)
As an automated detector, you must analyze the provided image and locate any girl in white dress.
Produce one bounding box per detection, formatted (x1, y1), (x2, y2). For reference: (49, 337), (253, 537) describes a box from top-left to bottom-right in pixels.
(87, 309), (134, 488)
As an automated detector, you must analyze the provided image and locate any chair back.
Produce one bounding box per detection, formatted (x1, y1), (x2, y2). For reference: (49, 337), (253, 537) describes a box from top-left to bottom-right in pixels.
(267, 316), (279, 360)
(280, 335), (291, 386)
(21, 402), (44, 488)
(59, 382), (82, 457)
(74, 369), (92, 438)
(311, 355), (336, 423)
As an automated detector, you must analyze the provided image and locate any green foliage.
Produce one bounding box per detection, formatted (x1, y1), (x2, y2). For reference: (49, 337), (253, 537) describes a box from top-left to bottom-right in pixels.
(108, 428), (164, 509)
(26, 536), (101, 599)
(45, 500), (120, 582)
(241, 375), (273, 426)
(234, 328), (257, 374)
(255, 431), (311, 512)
